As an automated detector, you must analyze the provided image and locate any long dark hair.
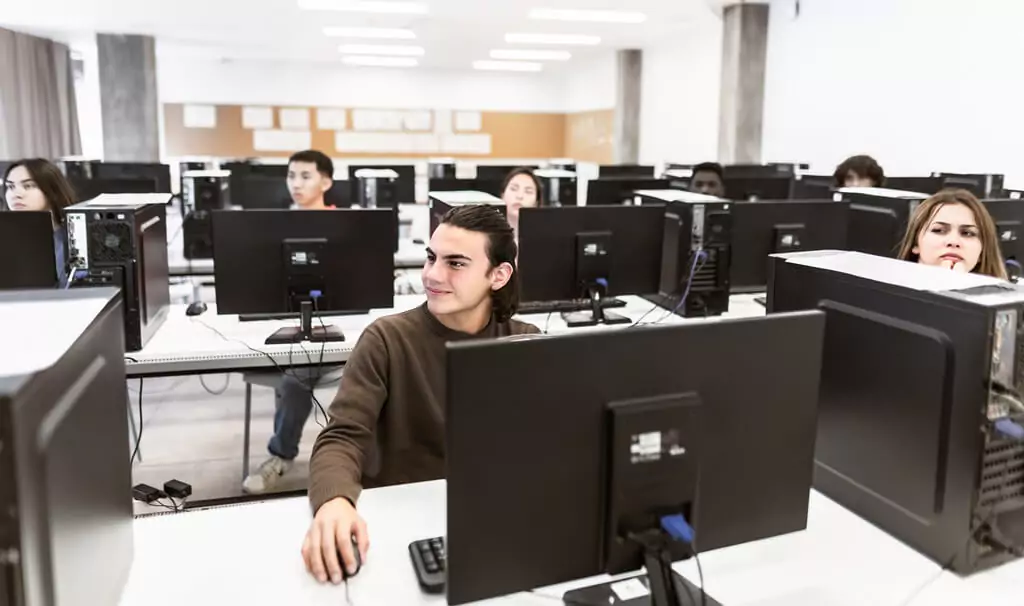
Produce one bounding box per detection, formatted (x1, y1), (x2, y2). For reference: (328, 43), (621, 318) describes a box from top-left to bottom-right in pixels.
(3, 158), (78, 226)
(440, 204), (520, 322)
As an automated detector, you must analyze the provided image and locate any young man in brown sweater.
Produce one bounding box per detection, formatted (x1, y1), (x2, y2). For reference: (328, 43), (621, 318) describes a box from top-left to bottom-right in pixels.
(302, 204), (540, 584)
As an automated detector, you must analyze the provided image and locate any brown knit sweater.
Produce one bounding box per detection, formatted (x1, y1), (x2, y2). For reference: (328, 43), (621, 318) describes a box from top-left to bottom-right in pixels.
(308, 304), (540, 512)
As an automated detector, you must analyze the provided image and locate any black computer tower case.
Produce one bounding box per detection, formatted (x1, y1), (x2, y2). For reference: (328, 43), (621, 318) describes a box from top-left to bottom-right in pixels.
(768, 250), (1024, 574)
(841, 187), (928, 257)
(637, 193), (731, 318)
(0, 288), (133, 606)
(183, 171), (230, 260)
(65, 194), (171, 352)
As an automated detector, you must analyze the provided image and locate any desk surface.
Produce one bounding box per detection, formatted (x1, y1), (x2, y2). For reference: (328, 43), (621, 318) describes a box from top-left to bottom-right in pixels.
(118, 480), (1024, 606)
(128, 294), (766, 377)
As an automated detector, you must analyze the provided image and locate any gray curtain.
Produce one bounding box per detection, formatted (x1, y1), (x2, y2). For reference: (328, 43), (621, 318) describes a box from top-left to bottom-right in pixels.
(0, 27), (82, 159)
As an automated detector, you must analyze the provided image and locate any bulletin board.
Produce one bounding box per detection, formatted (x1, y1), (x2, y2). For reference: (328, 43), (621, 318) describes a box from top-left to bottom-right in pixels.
(564, 109), (615, 164)
(163, 104), (569, 160)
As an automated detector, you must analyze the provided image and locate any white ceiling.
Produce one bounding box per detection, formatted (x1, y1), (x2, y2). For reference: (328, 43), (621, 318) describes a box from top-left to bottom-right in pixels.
(0, 0), (722, 70)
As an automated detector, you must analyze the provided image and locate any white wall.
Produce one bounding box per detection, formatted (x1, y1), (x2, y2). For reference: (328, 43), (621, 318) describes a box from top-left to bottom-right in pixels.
(559, 52), (617, 113)
(763, 0), (1024, 185)
(638, 23), (723, 165)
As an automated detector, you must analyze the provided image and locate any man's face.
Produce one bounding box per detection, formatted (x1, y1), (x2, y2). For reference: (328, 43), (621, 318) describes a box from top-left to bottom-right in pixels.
(423, 224), (506, 319)
(691, 170), (725, 197)
(287, 161), (331, 209)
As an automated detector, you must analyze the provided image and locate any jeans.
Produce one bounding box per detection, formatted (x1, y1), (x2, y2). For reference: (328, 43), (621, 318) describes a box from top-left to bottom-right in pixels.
(266, 366), (342, 461)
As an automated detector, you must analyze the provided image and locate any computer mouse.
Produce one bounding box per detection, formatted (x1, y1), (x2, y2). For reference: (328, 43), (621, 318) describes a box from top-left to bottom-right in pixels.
(185, 301), (207, 317)
(342, 535), (362, 580)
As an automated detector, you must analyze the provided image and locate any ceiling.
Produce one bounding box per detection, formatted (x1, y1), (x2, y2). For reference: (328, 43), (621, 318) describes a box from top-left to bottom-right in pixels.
(0, 0), (722, 70)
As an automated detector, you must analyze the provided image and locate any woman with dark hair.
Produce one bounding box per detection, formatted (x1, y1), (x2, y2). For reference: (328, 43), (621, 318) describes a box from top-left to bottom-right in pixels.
(3, 158), (78, 284)
(833, 155), (885, 188)
(500, 166), (543, 234)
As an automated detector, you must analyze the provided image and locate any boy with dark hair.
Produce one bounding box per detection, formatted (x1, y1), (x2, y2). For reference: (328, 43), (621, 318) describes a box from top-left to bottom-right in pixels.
(287, 149), (335, 209)
(301, 204), (539, 584)
(690, 162), (726, 197)
(833, 155), (885, 188)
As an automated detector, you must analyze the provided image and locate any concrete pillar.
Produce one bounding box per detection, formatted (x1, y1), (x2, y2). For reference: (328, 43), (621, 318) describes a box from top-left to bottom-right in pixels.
(97, 34), (159, 161)
(718, 2), (769, 164)
(614, 49), (643, 164)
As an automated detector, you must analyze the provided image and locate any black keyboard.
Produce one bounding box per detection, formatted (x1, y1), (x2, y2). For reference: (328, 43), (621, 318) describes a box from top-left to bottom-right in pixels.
(409, 536), (446, 593)
(518, 297), (628, 315)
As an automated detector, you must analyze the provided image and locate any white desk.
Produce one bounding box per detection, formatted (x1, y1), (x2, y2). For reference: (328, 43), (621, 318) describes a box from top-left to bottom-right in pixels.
(118, 480), (1024, 606)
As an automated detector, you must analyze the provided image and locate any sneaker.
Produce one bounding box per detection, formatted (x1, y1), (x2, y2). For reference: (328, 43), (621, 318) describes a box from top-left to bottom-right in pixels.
(242, 456), (293, 494)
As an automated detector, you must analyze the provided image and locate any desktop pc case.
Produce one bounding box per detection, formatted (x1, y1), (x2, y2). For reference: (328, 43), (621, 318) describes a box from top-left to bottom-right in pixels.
(636, 191), (732, 318)
(768, 251), (1024, 574)
(182, 170), (231, 260)
(841, 187), (929, 257)
(65, 194), (171, 352)
(0, 288), (133, 606)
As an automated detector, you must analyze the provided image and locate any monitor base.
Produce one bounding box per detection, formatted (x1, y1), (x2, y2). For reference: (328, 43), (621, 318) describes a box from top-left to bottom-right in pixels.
(264, 324), (345, 345)
(562, 571), (722, 606)
(563, 309), (631, 328)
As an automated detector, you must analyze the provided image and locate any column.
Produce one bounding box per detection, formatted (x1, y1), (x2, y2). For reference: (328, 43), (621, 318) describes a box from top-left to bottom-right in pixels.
(97, 33), (160, 161)
(614, 49), (643, 164)
(718, 2), (769, 164)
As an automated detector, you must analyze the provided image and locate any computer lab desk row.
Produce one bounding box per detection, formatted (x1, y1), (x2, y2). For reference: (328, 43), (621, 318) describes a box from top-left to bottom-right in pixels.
(124, 294), (769, 378)
(118, 480), (1024, 606)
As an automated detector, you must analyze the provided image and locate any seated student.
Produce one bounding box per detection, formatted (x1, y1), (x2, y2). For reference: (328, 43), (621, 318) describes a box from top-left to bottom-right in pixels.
(501, 166), (542, 235)
(301, 204), (540, 584)
(3, 159), (77, 284)
(690, 162), (726, 197)
(242, 148), (342, 494)
(896, 189), (1007, 279)
(833, 155), (885, 188)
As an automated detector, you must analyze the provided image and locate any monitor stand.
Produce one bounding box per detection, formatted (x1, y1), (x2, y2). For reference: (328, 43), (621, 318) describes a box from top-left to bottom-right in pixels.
(563, 285), (631, 328)
(562, 530), (723, 606)
(265, 301), (345, 345)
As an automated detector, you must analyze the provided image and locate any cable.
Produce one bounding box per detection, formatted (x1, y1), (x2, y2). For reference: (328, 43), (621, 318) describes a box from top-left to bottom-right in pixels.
(544, 312), (553, 334)
(630, 250), (707, 328)
(199, 373), (231, 396)
(660, 514), (707, 606)
(129, 377), (144, 466)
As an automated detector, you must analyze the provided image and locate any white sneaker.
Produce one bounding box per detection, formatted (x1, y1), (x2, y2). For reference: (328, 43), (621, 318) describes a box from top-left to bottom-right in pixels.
(242, 456), (293, 494)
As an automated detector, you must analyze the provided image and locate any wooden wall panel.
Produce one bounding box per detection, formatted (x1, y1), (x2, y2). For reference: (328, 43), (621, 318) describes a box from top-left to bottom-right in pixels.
(564, 109), (615, 164)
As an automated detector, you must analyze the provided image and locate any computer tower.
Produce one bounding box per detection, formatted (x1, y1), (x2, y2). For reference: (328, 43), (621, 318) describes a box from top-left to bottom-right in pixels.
(182, 170), (230, 260)
(535, 168), (578, 207)
(0, 287), (134, 606)
(637, 190), (732, 317)
(841, 187), (929, 257)
(353, 168), (399, 209)
(428, 191), (506, 237)
(768, 250), (1024, 574)
(982, 199), (1024, 265)
(65, 194), (171, 352)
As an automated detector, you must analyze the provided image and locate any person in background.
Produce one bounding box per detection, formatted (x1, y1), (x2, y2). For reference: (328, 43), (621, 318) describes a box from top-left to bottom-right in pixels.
(3, 158), (78, 284)
(501, 167), (542, 235)
(896, 189), (1007, 279)
(301, 204), (539, 585)
(242, 148), (341, 495)
(690, 162), (726, 197)
(833, 155), (885, 188)
(288, 149), (335, 209)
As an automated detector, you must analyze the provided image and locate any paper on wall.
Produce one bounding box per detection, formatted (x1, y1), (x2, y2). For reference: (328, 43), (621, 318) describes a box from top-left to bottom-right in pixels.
(336, 132), (416, 153)
(403, 110), (433, 131)
(279, 108), (310, 130)
(242, 106), (274, 129)
(253, 129), (312, 152)
(434, 109), (453, 135)
(454, 111), (482, 132)
(352, 109), (404, 131)
(183, 104), (216, 129)
(317, 108), (348, 130)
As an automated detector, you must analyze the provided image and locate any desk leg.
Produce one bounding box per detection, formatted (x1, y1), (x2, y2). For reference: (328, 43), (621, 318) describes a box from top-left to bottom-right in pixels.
(127, 385), (142, 464)
(242, 383), (252, 482)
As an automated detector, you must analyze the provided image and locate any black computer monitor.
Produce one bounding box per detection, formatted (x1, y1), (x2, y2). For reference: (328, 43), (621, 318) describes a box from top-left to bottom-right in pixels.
(348, 164), (416, 204)
(598, 164), (656, 178)
(71, 177), (162, 202)
(475, 165), (536, 182)
(723, 175), (794, 201)
(842, 188), (928, 258)
(0, 287), (133, 606)
(724, 163), (798, 179)
(791, 175), (836, 199)
(91, 162), (171, 193)
(936, 173), (1004, 198)
(518, 206), (664, 324)
(429, 177), (503, 198)
(445, 310), (824, 605)
(0, 211), (59, 289)
(585, 178), (673, 206)
(730, 199), (850, 292)
(211, 209), (395, 341)
(885, 176), (944, 195)
(982, 198), (1024, 264)
(223, 161), (288, 179)
(230, 174), (291, 209)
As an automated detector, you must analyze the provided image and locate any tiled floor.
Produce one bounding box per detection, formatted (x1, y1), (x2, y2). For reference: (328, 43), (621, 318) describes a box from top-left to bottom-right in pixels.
(129, 373), (338, 515)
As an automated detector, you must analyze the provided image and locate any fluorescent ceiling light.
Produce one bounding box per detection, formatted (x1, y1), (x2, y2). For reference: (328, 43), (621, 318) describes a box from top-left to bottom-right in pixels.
(338, 44), (425, 56)
(342, 56), (419, 67)
(504, 33), (601, 46)
(323, 26), (416, 39)
(473, 60), (543, 72)
(529, 8), (647, 23)
(298, 0), (428, 14)
(490, 49), (571, 61)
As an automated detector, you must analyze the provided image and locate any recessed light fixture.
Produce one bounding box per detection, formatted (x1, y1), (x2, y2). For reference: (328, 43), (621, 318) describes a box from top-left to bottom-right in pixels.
(472, 60), (544, 72)
(323, 26), (417, 39)
(504, 33), (601, 46)
(489, 49), (571, 61)
(528, 8), (647, 23)
(298, 0), (428, 14)
(338, 44), (425, 56)
(342, 56), (419, 67)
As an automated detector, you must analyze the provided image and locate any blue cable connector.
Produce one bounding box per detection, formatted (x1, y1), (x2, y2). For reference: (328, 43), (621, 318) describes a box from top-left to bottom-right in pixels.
(660, 514), (695, 545)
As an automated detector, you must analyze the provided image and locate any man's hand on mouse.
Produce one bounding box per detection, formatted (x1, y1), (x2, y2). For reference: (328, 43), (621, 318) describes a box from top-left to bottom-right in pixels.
(302, 497), (369, 584)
